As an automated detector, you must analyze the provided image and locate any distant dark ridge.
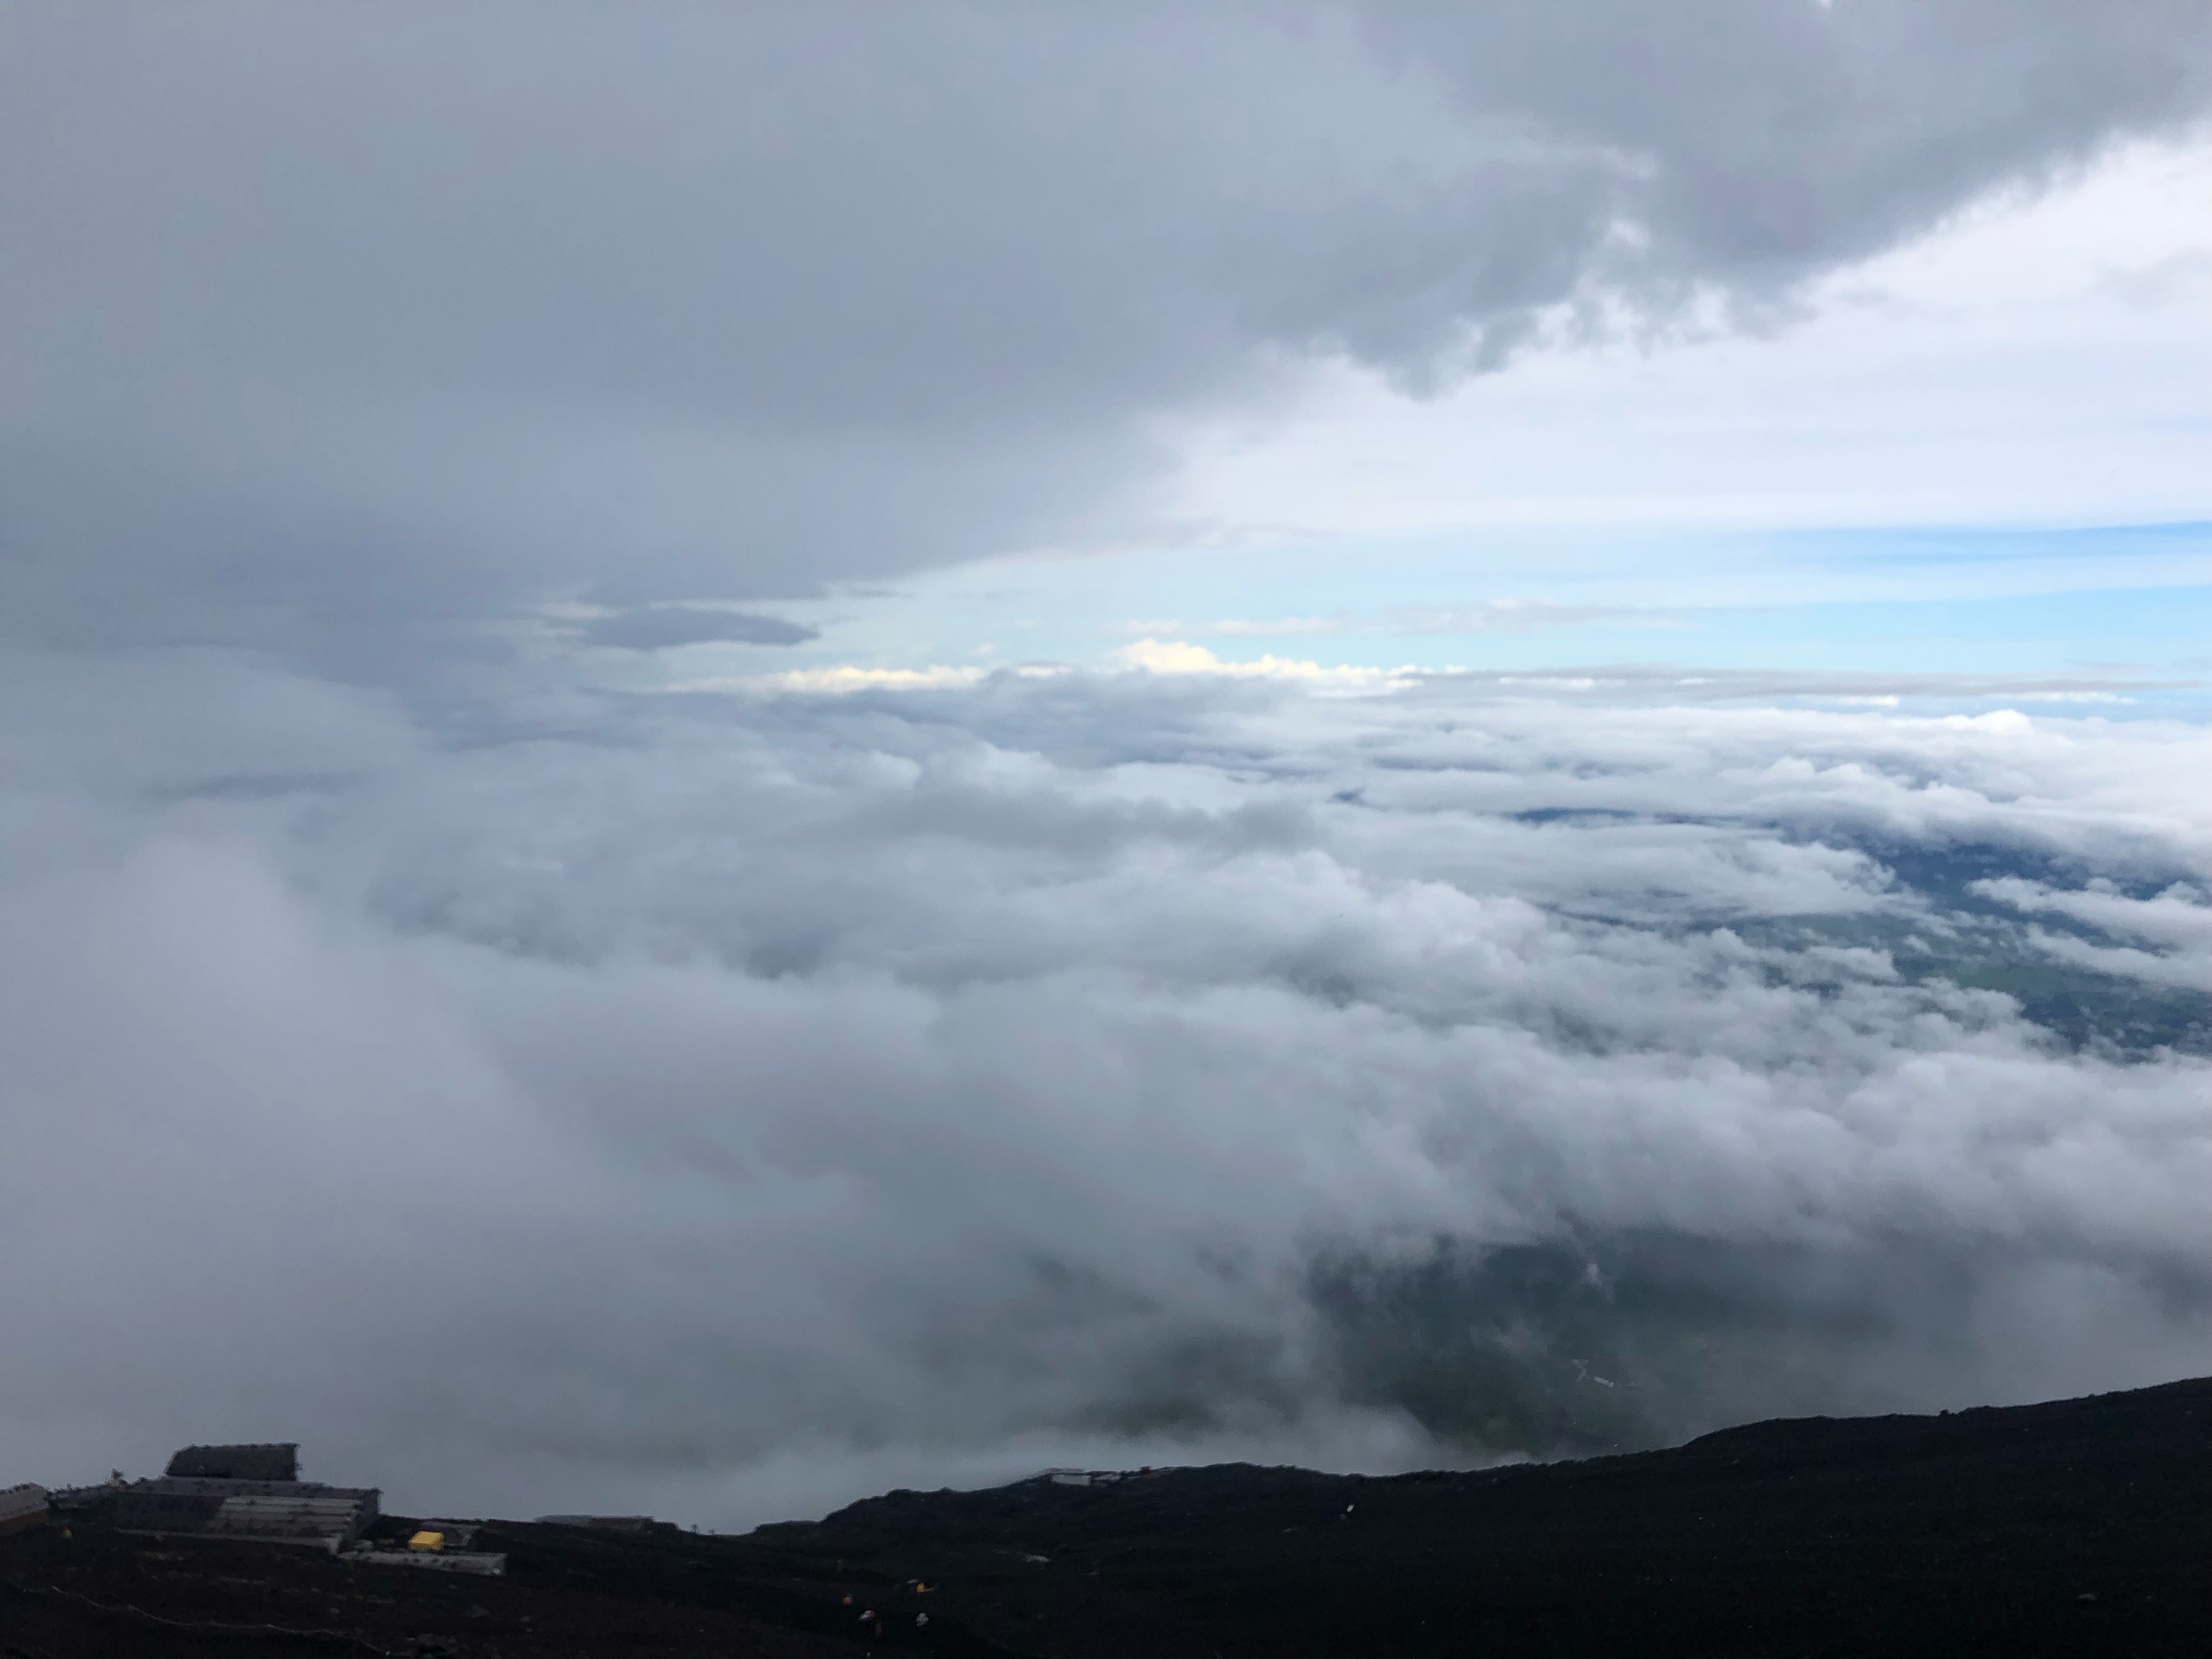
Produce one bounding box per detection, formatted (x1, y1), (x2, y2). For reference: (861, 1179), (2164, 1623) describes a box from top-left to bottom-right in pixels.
(1678, 1374), (2212, 1458)
(9, 1378), (2211, 1656)
(764, 1375), (2212, 1657)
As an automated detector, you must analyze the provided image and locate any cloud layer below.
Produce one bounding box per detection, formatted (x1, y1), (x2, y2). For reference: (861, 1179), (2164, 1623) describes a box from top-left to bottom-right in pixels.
(3, 657), (2207, 1523)
(4, 1), (2210, 1530)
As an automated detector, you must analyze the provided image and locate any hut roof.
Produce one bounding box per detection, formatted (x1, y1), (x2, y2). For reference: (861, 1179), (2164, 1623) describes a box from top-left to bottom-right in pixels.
(164, 1443), (300, 1482)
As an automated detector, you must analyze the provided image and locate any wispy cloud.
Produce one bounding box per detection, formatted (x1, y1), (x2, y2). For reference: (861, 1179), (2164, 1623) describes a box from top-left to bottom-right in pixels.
(1202, 601), (1664, 637)
(575, 606), (820, 651)
(1100, 647), (2188, 707)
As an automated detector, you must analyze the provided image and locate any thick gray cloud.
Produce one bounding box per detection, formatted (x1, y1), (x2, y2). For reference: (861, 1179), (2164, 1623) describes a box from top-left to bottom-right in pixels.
(1, 661), (2206, 1523)
(3, 1), (2207, 675)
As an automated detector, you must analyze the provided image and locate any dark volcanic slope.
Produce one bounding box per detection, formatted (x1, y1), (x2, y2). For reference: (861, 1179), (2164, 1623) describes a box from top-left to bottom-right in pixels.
(7, 1378), (2210, 1658)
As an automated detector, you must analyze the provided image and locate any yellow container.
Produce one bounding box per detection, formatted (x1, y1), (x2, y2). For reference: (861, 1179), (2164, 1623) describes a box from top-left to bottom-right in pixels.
(407, 1530), (445, 1551)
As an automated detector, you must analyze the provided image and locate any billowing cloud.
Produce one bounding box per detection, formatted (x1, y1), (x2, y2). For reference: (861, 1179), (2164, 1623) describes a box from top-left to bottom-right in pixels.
(1, 659), (2207, 1524)
(1976, 877), (2212, 991)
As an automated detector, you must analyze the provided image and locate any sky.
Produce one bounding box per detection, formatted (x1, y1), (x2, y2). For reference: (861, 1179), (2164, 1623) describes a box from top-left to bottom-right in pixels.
(2, 1), (2209, 1527)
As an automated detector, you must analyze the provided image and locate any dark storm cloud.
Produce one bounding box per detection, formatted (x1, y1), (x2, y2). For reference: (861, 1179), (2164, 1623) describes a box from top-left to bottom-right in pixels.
(3, 1), (2207, 673)
(578, 609), (819, 651)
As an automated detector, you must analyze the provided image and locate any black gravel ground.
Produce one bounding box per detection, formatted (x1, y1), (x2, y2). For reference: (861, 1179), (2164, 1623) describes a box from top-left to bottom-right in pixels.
(6, 1376), (2209, 1658)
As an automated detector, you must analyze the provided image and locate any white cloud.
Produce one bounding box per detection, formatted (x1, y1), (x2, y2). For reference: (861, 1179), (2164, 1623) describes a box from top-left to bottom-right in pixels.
(2, 657), (2207, 1526)
(1112, 638), (1420, 691)
(696, 664), (996, 695)
(1161, 138), (2212, 540)
(1976, 877), (2212, 991)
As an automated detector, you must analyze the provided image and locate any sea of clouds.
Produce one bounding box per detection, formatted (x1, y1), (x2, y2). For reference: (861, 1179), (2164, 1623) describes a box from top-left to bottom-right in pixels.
(3, 655), (2205, 1525)
(6, 0), (2209, 1528)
